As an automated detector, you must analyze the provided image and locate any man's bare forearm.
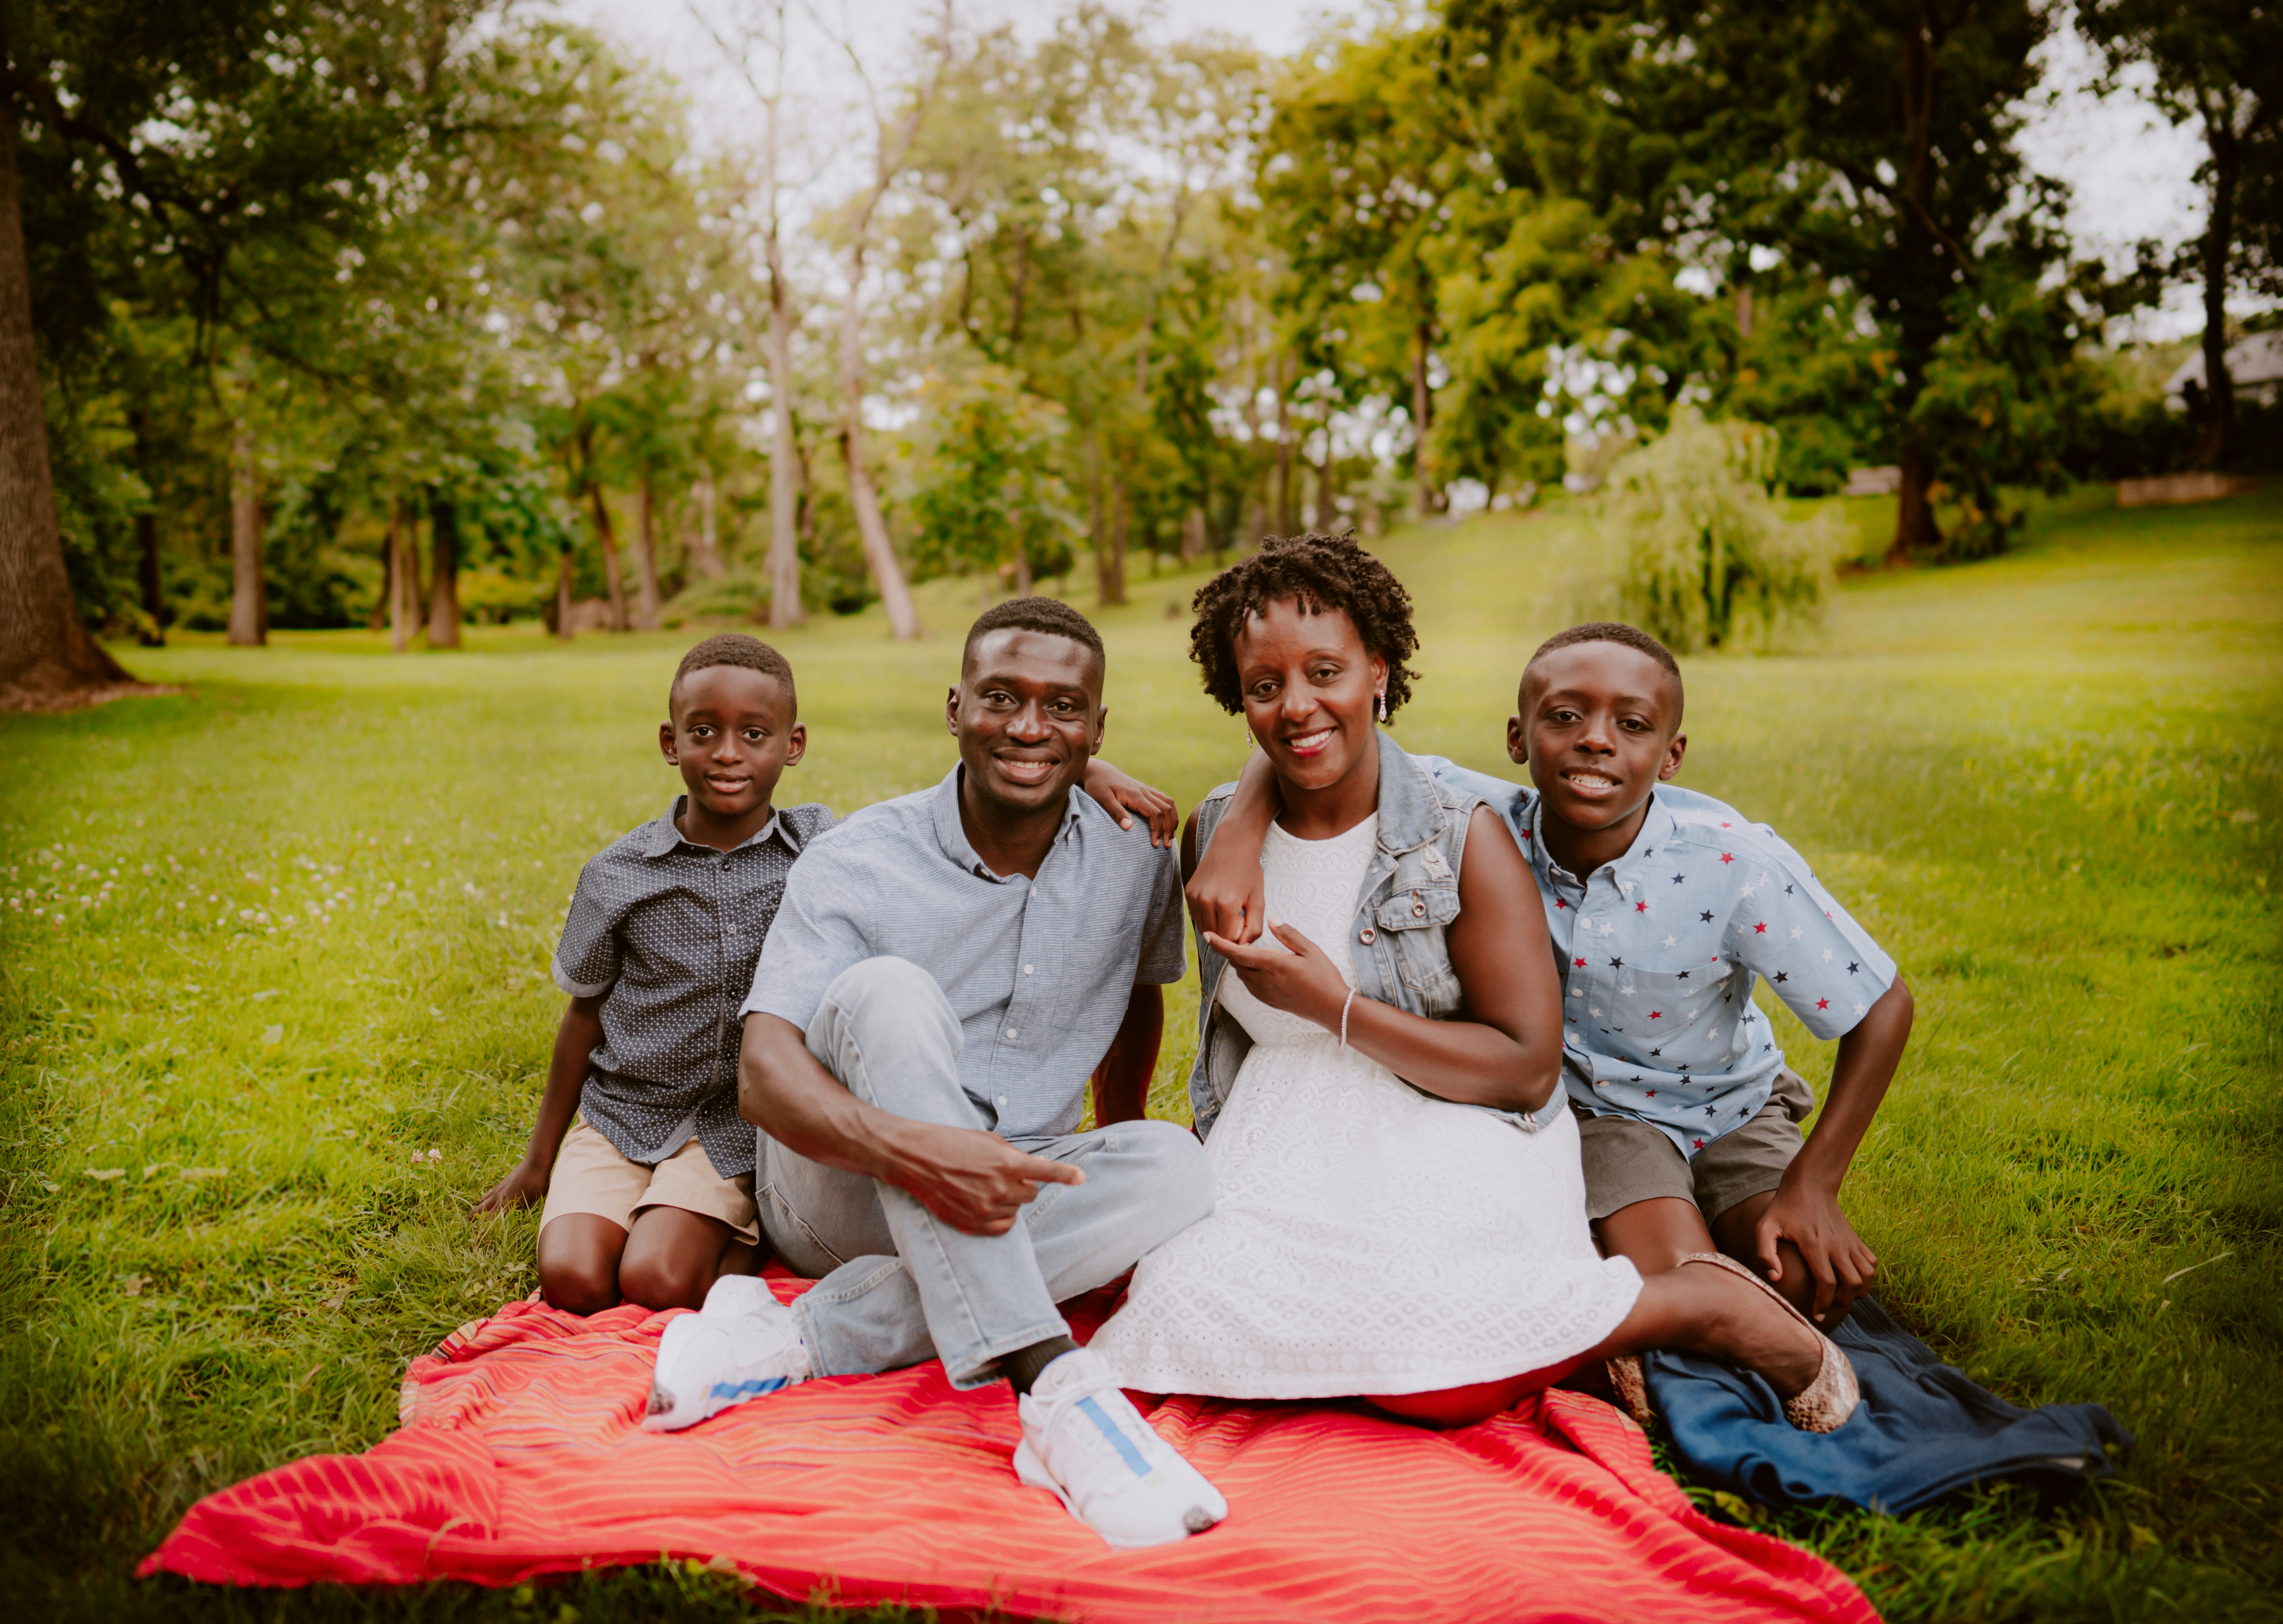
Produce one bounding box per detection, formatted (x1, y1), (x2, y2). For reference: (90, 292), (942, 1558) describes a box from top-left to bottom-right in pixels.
(1091, 983), (1163, 1126)
(1794, 977), (1913, 1190)
(739, 1012), (915, 1182)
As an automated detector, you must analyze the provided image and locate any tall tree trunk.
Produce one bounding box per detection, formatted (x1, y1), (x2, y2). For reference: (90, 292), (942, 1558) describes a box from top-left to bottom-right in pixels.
(766, 362), (803, 626)
(688, 474), (725, 580)
(1411, 317), (1442, 516)
(388, 496), (412, 654)
(2189, 102), (2238, 470)
(554, 549), (575, 641)
(227, 423), (266, 646)
(821, 13), (942, 642)
(1013, 543), (1032, 597)
(632, 473), (663, 630)
(1275, 359), (1295, 536)
(1097, 477), (1129, 608)
(587, 484), (630, 632)
(1890, 442), (1940, 562)
(837, 272), (921, 640)
(426, 495), (461, 649)
(128, 408), (164, 646)
(1315, 422), (1338, 531)
(135, 512), (164, 646)
(371, 521), (392, 631)
(0, 96), (133, 707)
(1735, 282), (1755, 341)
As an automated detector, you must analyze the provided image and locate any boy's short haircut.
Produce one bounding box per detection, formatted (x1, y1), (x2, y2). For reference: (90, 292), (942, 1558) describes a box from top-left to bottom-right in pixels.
(1524, 622), (1684, 723)
(963, 596), (1106, 679)
(671, 633), (796, 718)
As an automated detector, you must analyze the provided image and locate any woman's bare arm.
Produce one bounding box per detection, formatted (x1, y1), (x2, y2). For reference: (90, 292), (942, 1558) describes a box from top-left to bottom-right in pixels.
(1203, 807), (1563, 1112)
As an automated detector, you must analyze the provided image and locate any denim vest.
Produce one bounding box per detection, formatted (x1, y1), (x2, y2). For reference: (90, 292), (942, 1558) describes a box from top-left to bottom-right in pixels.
(1186, 730), (1568, 1141)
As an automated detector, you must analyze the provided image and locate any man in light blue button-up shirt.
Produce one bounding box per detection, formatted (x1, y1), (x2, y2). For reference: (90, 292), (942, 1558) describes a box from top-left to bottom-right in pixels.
(652, 598), (1229, 1551)
(1424, 624), (1915, 1327)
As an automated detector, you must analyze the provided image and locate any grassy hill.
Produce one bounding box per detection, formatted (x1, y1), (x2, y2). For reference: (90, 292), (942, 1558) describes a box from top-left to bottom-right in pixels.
(3, 486), (2278, 1620)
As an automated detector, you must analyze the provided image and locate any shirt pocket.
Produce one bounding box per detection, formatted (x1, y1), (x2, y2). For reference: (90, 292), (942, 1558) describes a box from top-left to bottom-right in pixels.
(1611, 964), (1727, 1051)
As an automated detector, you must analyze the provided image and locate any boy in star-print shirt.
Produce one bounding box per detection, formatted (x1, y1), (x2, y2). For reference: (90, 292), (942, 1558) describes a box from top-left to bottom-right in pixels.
(1189, 621), (1914, 1328)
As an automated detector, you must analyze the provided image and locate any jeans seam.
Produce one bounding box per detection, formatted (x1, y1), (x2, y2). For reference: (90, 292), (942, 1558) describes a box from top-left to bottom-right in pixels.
(828, 1001), (996, 1369)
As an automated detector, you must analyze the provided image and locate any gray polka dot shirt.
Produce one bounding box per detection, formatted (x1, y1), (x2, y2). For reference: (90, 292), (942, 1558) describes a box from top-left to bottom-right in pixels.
(553, 797), (835, 1177)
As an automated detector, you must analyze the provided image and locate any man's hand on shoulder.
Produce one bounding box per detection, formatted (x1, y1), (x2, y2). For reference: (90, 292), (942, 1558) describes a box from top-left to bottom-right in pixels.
(882, 1120), (1085, 1235)
(472, 1158), (550, 1217)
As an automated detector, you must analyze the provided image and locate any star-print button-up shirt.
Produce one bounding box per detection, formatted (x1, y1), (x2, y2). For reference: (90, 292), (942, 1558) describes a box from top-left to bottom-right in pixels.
(1421, 761), (1897, 1158)
(742, 765), (1187, 1142)
(553, 797), (836, 1178)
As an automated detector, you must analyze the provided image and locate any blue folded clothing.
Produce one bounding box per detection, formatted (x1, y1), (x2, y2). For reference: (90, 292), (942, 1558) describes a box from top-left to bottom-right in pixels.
(1641, 1295), (2132, 1514)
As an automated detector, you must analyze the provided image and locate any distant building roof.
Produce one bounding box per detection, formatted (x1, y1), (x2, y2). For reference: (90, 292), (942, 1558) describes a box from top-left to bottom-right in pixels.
(2166, 331), (2283, 399)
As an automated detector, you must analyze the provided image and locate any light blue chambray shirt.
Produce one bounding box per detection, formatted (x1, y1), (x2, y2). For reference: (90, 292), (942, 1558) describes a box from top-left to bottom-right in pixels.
(740, 765), (1187, 1140)
(1420, 759), (1897, 1158)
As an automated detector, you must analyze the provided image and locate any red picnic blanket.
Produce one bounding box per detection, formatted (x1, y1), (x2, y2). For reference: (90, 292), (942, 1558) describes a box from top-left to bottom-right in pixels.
(142, 1274), (1877, 1623)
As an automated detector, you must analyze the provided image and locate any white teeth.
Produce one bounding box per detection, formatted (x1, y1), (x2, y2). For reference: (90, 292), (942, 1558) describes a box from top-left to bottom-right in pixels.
(1286, 730), (1334, 750)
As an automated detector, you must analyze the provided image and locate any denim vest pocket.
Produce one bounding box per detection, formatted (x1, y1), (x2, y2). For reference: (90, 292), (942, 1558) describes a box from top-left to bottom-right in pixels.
(1373, 884), (1462, 1004)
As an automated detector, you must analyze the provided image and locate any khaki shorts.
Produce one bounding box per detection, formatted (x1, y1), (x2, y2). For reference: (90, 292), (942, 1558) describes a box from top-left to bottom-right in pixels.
(537, 1121), (759, 1244)
(1575, 1068), (1814, 1224)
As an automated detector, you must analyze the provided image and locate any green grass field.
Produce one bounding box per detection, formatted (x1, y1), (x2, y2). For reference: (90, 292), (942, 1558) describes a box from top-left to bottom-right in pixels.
(3, 488), (2279, 1622)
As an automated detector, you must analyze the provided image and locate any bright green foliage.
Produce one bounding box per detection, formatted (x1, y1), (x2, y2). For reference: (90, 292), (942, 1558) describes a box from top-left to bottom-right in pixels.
(899, 364), (1077, 586)
(1600, 410), (1843, 652)
(4, 491), (2281, 1620)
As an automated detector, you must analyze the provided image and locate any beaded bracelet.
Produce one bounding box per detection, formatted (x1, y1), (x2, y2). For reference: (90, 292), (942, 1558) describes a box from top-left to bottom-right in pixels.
(1338, 988), (1357, 1048)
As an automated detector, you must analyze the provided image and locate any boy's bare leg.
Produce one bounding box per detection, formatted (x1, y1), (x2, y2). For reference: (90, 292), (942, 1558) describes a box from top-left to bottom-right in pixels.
(618, 1206), (759, 1312)
(538, 1214), (630, 1315)
(1597, 1195), (1825, 1322)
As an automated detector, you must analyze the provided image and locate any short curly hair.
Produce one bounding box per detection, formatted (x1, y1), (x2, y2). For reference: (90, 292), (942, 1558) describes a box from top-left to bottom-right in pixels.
(671, 633), (796, 718)
(1188, 534), (1420, 719)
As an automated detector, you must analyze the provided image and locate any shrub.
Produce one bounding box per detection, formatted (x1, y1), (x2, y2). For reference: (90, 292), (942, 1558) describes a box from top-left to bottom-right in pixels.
(1602, 408), (1844, 653)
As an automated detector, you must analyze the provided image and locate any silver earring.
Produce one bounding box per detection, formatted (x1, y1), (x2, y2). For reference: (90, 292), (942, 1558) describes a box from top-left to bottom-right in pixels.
(1377, 691), (1388, 723)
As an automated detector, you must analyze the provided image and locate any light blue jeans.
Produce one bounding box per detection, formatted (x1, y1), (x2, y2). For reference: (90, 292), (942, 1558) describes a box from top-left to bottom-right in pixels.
(756, 957), (1214, 1389)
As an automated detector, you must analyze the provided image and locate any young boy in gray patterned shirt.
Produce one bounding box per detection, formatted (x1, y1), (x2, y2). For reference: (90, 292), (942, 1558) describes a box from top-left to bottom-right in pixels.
(476, 633), (1179, 1316)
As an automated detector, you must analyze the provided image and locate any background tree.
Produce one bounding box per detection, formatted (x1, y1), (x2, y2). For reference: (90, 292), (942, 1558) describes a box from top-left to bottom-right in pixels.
(2082, 0), (2283, 468)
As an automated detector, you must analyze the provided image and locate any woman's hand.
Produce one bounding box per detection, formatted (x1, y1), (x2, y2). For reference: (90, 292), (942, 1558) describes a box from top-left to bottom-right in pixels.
(1185, 749), (1277, 943)
(1187, 829), (1268, 946)
(1082, 759), (1178, 847)
(1203, 919), (1351, 1031)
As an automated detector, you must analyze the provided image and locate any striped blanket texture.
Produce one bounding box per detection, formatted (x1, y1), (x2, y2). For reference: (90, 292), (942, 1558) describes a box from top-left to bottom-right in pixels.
(142, 1272), (1877, 1623)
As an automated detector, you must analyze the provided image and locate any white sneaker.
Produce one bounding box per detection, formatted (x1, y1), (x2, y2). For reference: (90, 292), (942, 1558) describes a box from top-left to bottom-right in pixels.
(642, 1275), (814, 1433)
(1012, 1348), (1227, 1548)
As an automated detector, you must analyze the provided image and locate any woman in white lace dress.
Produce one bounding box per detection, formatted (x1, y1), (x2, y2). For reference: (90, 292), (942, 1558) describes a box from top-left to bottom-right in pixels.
(1088, 536), (1857, 1430)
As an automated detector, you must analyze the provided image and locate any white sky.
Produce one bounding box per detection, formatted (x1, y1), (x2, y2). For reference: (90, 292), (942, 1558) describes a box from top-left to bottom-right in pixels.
(555, 0), (2222, 341)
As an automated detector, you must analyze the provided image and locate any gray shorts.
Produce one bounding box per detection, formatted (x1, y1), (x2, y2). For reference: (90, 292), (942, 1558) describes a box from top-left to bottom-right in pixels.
(1574, 1068), (1815, 1224)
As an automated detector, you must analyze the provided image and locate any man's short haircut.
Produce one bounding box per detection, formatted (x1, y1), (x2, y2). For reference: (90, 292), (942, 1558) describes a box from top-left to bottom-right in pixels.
(671, 633), (796, 718)
(1188, 533), (1421, 718)
(1523, 622), (1684, 723)
(962, 596), (1106, 682)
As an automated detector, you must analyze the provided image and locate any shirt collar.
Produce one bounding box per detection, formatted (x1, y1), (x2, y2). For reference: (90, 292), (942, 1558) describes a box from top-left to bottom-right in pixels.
(1531, 788), (1679, 886)
(929, 764), (1083, 881)
(640, 796), (794, 860)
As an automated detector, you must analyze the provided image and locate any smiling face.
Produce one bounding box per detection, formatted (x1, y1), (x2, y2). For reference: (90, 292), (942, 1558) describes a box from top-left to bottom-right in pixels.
(948, 628), (1106, 821)
(1231, 597), (1387, 795)
(660, 664), (804, 819)
(1508, 640), (1686, 836)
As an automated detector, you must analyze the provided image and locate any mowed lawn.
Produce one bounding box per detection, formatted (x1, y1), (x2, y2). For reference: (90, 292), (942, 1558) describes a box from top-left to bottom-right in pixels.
(1, 488), (2278, 1622)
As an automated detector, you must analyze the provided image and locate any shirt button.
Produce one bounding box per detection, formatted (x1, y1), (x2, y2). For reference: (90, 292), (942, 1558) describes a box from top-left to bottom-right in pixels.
(1006, 1027), (1019, 1039)
(1358, 928), (1376, 944)
(1411, 900), (1426, 917)
(1023, 964), (1034, 975)
(997, 1095), (1009, 1108)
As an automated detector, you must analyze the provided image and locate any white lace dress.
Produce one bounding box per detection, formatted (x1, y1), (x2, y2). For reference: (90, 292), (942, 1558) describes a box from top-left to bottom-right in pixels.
(1090, 813), (1643, 1398)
